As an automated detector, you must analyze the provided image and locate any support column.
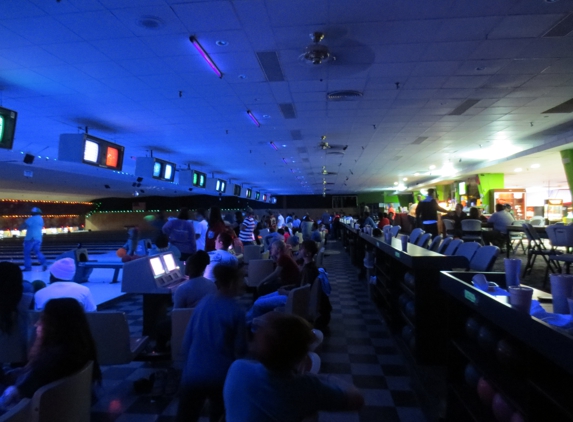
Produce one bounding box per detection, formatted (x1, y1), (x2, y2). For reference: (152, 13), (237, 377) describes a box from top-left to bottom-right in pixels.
(560, 150), (573, 201)
(477, 173), (504, 213)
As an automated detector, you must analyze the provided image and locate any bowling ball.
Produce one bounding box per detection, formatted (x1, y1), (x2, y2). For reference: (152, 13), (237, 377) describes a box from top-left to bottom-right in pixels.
(464, 363), (481, 390)
(477, 377), (496, 407)
(478, 325), (500, 354)
(116, 247), (127, 258)
(401, 325), (413, 342)
(405, 301), (416, 320)
(510, 411), (525, 422)
(496, 338), (524, 370)
(492, 393), (514, 422)
(465, 316), (481, 341)
(404, 272), (415, 287)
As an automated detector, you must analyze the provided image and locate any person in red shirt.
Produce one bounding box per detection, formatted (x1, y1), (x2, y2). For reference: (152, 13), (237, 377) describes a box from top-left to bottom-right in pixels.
(205, 207), (227, 252)
(377, 212), (390, 229)
(257, 240), (300, 296)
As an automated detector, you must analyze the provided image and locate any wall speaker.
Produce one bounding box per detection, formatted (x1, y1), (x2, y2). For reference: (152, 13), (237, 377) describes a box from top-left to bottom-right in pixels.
(23, 154), (35, 164)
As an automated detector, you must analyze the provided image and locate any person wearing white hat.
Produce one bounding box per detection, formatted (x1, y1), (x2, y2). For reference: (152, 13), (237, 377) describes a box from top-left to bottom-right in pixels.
(34, 258), (96, 312)
(19, 207), (47, 272)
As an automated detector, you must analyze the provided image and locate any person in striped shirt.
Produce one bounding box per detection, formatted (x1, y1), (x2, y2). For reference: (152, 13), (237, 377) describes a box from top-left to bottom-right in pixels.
(239, 207), (256, 245)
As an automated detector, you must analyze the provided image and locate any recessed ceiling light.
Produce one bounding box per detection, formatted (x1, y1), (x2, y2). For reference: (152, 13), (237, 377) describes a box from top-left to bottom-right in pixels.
(403, 177), (408, 181)
(414, 173), (420, 176)
(429, 165), (436, 170)
(394, 182), (398, 185)
(238, 74), (247, 79)
(282, 144), (287, 147)
(136, 16), (164, 30)
(215, 40), (229, 46)
(531, 163), (540, 168)
(514, 168), (523, 172)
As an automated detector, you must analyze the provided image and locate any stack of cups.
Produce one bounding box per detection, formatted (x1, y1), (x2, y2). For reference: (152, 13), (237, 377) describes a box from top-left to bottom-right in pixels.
(508, 286), (534, 314)
(504, 258), (521, 287)
(550, 274), (573, 314)
(401, 235), (409, 252)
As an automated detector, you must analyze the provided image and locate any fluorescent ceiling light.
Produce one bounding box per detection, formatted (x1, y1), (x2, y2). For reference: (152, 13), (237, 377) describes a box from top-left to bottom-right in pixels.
(530, 163), (540, 168)
(269, 141), (278, 150)
(462, 141), (522, 161)
(403, 177), (408, 181)
(514, 168), (523, 172)
(247, 110), (260, 127)
(429, 165), (436, 170)
(189, 36), (223, 78)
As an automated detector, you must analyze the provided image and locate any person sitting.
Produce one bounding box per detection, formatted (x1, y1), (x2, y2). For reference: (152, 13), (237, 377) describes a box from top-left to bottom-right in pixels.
(203, 232), (239, 281)
(483, 203), (515, 249)
(174, 251), (217, 309)
(149, 233), (181, 261)
(122, 226), (140, 256)
(377, 212), (390, 229)
(310, 223), (322, 243)
(445, 203), (467, 237)
(263, 227), (284, 251)
(257, 241), (300, 296)
(0, 298), (101, 412)
(361, 212), (376, 229)
(223, 313), (364, 422)
(469, 206), (488, 223)
(176, 266), (247, 422)
(34, 258), (97, 312)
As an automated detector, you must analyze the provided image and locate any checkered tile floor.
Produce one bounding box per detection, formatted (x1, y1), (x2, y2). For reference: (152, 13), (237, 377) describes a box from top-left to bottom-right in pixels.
(91, 241), (426, 422)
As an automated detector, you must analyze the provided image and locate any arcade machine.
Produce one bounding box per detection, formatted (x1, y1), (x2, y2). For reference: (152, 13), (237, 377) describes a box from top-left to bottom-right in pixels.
(544, 199), (564, 223)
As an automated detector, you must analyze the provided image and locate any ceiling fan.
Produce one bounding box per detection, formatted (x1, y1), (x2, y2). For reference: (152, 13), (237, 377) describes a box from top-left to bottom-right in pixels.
(319, 136), (348, 152)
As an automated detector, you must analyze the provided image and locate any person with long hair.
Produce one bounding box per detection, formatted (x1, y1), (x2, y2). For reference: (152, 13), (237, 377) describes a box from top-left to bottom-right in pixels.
(205, 206), (227, 252)
(0, 298), (101, 411)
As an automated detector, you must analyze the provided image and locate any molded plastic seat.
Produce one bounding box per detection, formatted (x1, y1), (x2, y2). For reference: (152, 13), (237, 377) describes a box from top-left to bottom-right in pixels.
(437, 236), (453, 254)
(429, 235), (443, 252)
(307, 277), (322, 325)
(390, 225), (401, 237)
(529, 216), (545, 227)
(469, 246), (500, 272)
(0, 398), (32, 422)
(245, 259), (275, 287)
(522, 223), (559, 278)
(443, 238), (462, 255)
(30, 361), (93, 422)
(85, 312), (148, 365)
(409, 228), (424, 244)
(171, 307), (194, 362)
(454, 242), (481, 267)
(416, 233), (432, 248)
(276, 284), (311, 319)
(442, 219), (455, 236)
(243, 245), (262, 263)
(461, 219), (483, 244)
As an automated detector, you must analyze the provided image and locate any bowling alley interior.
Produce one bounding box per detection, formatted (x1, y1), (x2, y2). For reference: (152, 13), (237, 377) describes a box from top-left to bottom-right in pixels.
(2, 1), (573, 421)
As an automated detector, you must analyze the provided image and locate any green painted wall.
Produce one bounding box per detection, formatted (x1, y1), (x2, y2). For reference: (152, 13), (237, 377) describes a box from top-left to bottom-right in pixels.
(561, 150), (573, 201)
(357, 191), (384, 204)
(477, 173), (504, 212)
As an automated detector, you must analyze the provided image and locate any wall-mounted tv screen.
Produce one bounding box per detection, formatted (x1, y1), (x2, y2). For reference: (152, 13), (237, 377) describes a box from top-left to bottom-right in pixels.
(153, 162), (162, 178)
(246, 188), (252, 199)
(0, 106), (17, 150)
(149, 257), (165, 277)
(193, 170), (206, 188)
(255, 191), (260, 200)
(164, 163), (173, 181)
(81, 135), (124, 171)
(459, 181), (467, 196)
(149, 158), (175, 182)
(233, 184), (241, 196)
(262, 194), (267, 202)
(215, 179), (227, 193)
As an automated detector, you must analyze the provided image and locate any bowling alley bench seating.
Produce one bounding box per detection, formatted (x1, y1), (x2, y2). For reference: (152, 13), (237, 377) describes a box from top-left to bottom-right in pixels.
(77, 261), (123, 283)
(440, 271), (573, 421)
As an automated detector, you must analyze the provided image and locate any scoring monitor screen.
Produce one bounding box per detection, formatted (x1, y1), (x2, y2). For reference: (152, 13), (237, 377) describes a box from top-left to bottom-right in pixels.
(153, 162), (162, 177)
(163, 253), (177, 272)
(0, 107), (17, 150)
(233, 184), (241, 196)
(149, 257), (165, 277)
(246, 188), (252, 199)
(164, 164), (174, 181)
(83, 140), (99, 163)
(106, 146), (119, 168)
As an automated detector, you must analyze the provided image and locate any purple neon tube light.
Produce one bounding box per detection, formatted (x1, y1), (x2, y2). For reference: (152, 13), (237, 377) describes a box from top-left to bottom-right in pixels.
(247, 110), (260, 127)
(189, 36), (223, 78)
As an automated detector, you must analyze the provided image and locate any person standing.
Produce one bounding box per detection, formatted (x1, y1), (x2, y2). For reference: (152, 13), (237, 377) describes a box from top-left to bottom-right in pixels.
(239, 207), (256, 246)
(205, 207), (227, 252)
(194, 209), (209, 251)
(20, 207), (47, 272)
(162, 208), (197, 261)
(415, 188), (448, 237)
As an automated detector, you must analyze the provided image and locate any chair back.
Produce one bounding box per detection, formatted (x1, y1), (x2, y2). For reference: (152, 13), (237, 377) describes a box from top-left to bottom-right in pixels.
(307, 278), (322, 323)
(245, 259), (275, 287)
(443, 239), (463, 255)
(85, 312), (135, 365)
(469, 246), (500, 272)
(429, 235), (443, 252)
(455, 242), (481, 264)
(390, 225), (401, 237)
(0, 313), (30, 364)
(261, 250), (270, 260)
(0, 398), (32, 422)
(31, 361), (93, 422)
(461, 219), (482, 231)
(285, 284), (311, 319)
(416, 233), (432, 248)
(315, 249), (325, 268)
(443, 219), (455, 232)
(530, 216), (545, 227)
(409, 228), (424, 244)
(171, 308), (195, 362)
(437, 236), (452, 254)
(546, 224), (573, 248)
(243, 245), (262, 263)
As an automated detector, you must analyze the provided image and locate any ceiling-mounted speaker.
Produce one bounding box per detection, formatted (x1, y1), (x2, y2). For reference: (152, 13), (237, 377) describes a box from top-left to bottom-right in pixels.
(23, 154), (34, 164)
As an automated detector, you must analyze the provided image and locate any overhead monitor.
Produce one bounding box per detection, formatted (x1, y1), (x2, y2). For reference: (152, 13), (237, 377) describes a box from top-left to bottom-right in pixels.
(255, 191), (260, 200)
(246, 188), (252, 199)
(262, 194), (267, 202)
(149, 257), (165, 277)
(163, 163), (174, 181)
(459, 181), (467, 196)
(162, 253), (177, 272)
(215, 179), (227, 193)
(193, 170), (207, 188)
(83, 140), (99, 163)
(233, 184), (241, 196)
(0, 106), (17, 150)
(153, 162), (162, 178)
(81, 135), (124, 170)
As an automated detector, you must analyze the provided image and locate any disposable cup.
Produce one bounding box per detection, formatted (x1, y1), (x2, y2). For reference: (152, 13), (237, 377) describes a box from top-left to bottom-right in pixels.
(401, 236), (408, 252)
(504, 258), (521, 287)
(508, 286), (533, 314)
(550, 274), (573, 314)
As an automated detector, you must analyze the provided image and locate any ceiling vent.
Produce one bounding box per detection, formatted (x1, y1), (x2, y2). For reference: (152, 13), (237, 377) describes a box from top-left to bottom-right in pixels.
(327, 90), (363, 101)
(326, 151), (345, 156)
(290, 130), (303, 140)
(449, 99), (480, 116)
(279, 103), (296, 119)
(256, 52), (285, 82)
(411, 136), (428, 145)
(543, 13), (573, 37)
